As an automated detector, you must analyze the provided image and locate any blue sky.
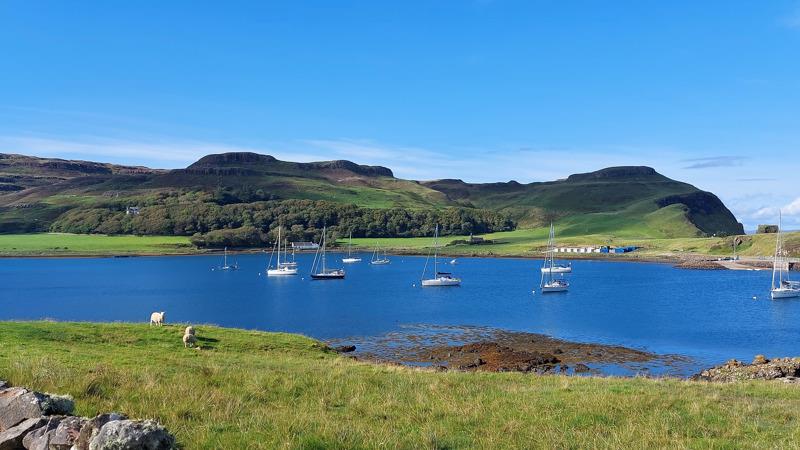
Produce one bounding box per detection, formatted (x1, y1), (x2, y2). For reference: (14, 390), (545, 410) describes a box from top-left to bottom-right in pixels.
(1, 1), (800, 230)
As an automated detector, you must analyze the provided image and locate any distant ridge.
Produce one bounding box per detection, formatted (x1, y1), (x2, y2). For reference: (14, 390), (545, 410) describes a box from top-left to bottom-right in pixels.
(0, 151), (744, 237)
(185, 152), (393, 178)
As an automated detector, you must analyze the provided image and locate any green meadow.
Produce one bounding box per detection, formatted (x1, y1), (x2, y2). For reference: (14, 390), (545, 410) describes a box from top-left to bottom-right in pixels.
(1, 322), (799, 449)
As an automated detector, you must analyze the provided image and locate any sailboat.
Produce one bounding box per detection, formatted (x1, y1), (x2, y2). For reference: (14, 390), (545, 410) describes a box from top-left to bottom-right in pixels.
(267, 226), (298, 276)
(540, 223), (569, 293)
(771, 211), (800, 299)
(539, 224), (571, 273)
(342, 232), (362, 263)
(421, 224), (461, 287)
(370, 241), (390, 265)
(281, 246), (298, 269)
(218, 247), (239, 271)
(311, 226), (346, 280)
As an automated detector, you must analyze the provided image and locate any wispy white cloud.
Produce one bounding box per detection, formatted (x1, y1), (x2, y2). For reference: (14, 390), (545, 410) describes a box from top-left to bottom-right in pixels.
(682, 156), (748, 169)
(782, 4), (800, 28)
(785, 197), (800, 215)
(0, 135), (266, 167)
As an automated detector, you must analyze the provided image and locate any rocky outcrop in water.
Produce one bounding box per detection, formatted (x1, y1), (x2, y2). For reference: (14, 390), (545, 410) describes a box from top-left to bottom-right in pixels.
(691, 356), (800, 382)
(0, 382), (174, 450)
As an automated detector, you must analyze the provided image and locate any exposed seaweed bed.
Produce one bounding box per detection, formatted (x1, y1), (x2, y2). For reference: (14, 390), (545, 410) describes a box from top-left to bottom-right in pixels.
(327, 325), (692, 377)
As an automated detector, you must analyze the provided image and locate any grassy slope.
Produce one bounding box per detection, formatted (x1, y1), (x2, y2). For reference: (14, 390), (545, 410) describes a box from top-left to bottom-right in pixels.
(0, 233), (194, 256)
(1, 322), (799, 449)
(2, 230), (798, 258)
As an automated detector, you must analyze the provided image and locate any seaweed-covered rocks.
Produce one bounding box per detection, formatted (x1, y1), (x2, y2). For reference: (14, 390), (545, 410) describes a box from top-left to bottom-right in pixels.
(692, 356), (800, 382)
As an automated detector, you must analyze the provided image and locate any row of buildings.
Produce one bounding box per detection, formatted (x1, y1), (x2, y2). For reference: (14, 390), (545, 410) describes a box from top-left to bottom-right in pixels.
(553, 246), (639, 254)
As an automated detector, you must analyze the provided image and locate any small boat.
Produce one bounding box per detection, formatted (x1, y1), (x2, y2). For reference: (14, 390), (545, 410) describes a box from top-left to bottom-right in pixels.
(280, 247), (298, 269)
(539, 229), (571, 273)
(421, 224), (461, 287)
(540, 263), (571, 274)
(218, 247), (239, 271)
(267, 226), (298, 276)
(771, 211), (800, 299)
(449, 259), (458, 265)
(370, 242), (391, 265)
(342, 232), (362, 263)
(311, 226), (345, 280)
(540, 223), (569, 293)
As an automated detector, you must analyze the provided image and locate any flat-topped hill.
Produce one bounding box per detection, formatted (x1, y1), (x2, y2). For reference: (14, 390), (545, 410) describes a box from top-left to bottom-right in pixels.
(0, 152), (743, 238)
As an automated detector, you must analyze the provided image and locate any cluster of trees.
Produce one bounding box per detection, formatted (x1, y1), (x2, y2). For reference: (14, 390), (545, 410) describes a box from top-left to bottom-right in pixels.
(49, 197), (516, 247)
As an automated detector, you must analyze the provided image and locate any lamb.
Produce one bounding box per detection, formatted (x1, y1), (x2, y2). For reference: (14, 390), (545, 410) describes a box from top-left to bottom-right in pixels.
(184, 326), (195, 336)
(182, 332), (197, 348)
(149, 311), (165, 326)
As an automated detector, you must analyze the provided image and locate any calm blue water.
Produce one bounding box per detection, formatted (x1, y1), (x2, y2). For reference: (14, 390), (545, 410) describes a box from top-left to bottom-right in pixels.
(1, 253), (795, 372)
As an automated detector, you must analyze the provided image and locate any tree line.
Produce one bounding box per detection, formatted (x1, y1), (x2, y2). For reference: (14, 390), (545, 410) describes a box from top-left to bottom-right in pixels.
(49, 197), (516, 247)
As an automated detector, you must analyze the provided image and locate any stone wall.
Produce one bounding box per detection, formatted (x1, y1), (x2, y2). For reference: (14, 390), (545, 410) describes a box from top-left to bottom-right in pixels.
(0, 381), (174, 449)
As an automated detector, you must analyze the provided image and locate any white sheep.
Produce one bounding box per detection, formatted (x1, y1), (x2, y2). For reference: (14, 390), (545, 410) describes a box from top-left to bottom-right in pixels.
(182, 333), (197, 348)
(184, 326), (195, 336)
(149, 311), (165, 327)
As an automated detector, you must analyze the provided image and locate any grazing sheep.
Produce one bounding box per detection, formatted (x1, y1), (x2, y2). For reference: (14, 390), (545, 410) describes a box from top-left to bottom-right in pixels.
(184, 326), (195, 336)
(149, 311), (165, 327)
(182, 333), (197, 348)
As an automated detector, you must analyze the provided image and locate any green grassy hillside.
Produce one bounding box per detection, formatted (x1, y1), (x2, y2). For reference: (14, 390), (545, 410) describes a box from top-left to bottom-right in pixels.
(1, 322), (799, 448)
(0, 153), (743, 239)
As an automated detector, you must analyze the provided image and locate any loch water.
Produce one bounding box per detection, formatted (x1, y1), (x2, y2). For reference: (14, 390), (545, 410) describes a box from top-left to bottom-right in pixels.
(1, 253), (796, 375)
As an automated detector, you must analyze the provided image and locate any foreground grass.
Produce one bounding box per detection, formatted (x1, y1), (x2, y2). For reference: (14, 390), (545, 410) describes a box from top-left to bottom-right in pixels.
(1, 322), (800, 448)
(0, 233), (195, 256)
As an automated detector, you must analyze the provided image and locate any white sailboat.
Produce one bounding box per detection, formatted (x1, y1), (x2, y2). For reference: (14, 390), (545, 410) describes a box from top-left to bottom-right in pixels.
(539, 225), (571, 273)
(311, 226), (345, 280)
(421, 224), (461, 287)
(342, 232), (362, 263)
(370, 241), (390, 265)
(267, 227), (298, 276)
(540, 223), (569, 293)
(771, 211), (800, 299)
(218, 247), (239, 271)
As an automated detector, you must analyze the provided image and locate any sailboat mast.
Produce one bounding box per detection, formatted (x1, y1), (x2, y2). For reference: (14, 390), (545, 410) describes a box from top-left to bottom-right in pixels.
(773, 212), (782, 289)
(321, 227), (327, 272)
(277, 227), (282, 266)
(434, 225), (439, 275)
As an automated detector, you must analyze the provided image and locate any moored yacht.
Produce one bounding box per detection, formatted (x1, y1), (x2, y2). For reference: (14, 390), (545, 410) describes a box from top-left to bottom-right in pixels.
(540, 223), (569, 293)
(267, 226), (298, 276)
(421, 224), (461, 287)
(311, 226), (345, 279)
(771, 212), (800, 299)
(342, 232), (362, 263)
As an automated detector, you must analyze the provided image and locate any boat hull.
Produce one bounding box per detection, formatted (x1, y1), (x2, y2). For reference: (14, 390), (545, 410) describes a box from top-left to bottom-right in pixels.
(267, 268), (297, 276)
(540, 266), (571, 274)
(771, 288), (800, 299)
(311, 272), (345, 280)
(342, 258), (362, 263)
(540, 280), (569, 293)
(370, 260), (391, 265)
(421, 277), (461, 287)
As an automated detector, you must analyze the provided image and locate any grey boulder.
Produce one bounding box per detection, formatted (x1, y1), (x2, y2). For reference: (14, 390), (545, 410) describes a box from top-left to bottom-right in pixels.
(0, 417), (45, 450)
(89, 420), (174, 450)
(0, 389), (74, 431)
(23, 415), (86, 450)
(74, 414), (127, 450)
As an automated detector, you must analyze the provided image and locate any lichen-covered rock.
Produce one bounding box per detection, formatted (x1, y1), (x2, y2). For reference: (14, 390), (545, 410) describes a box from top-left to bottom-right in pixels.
(752, 354), (769, 365)
(74, 414), (127, 450)
(0, 417), (44, 450)
(0, 388), (74, 432)
(89, 420), (174, 450)
(23, 415), (86, 450)
(21, 415), (63, 450)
